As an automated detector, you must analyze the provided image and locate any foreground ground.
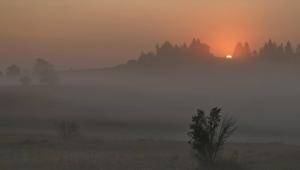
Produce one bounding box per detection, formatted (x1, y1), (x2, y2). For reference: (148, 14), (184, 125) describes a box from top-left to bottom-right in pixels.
(1, 134), (300, 170)
(1, 85), (300, 169)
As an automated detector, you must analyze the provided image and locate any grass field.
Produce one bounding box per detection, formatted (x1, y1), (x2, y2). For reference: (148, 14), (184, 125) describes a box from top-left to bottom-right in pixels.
(0, 131), (300, 170)
(1, 85), (300, 169)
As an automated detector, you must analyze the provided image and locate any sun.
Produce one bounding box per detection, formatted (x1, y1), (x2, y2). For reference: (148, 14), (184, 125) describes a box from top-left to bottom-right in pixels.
(226, 55), (232, 59)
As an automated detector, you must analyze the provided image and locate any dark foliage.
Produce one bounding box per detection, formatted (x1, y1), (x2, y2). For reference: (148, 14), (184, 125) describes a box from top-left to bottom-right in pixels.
(122, 38), (214, 69)
(188, 107), (237, 163)
(6, 64), (21, 77)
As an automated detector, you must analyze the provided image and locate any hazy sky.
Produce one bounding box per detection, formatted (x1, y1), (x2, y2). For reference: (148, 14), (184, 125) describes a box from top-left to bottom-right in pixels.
(1, 0), (300, 69)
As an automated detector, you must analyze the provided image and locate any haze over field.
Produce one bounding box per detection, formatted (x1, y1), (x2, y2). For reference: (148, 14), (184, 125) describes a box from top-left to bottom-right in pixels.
(1, 1), (300, 169)
(1, 38), (300, 144)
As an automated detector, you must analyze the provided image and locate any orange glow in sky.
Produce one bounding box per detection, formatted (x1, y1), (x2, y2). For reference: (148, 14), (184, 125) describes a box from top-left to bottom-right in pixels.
(1, 0), (300, 68)
(199, 23), (257, 57)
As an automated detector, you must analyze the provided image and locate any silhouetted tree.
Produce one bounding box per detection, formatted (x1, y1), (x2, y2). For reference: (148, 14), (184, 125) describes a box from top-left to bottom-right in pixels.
(279, 43), (284, 55)
(244, 42), (251, 53)
(296, 44), (300, 57)
(233, 42), (251, 58)
(258, 39), (293, 60)
(19, 75), (32, 86)
(34, 58), (59, 85)
(252, 50), (258, 58)
(6, 64), (21, 77)
(56, 120), (80, 141)
(189, 38), (211, 57)
(285, 41), (294, 57)
(188, 107), (237, 163)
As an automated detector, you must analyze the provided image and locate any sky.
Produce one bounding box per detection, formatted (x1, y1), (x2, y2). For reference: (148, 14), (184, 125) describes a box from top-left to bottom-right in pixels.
(1, 0), (300, 69)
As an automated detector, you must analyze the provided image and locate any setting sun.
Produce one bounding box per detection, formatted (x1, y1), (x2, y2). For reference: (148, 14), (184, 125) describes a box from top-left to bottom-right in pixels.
(226, 55), (233, 59)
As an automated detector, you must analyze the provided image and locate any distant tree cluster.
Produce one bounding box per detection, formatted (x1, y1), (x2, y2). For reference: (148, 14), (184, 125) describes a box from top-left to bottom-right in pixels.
(233, 42), (251, 58)
(1, 38), (300, 79)
(0, 58), (58, 86)
(125, 38), (214, 68)
(258, 40), (299, 59)
(34, 58), (59, 85)
(6, 64), (21, 77)
(120, 38), (300, 71)
(233, 40), (300, 60)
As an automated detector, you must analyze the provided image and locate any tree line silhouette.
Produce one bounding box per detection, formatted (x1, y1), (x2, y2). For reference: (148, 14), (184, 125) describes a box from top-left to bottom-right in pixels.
(0, 58), (58, 86)
(118, 38), (300, 70)
(2, 38), (300, 79)
(234, 40), (300, 60)
(124, 39), (214, 69)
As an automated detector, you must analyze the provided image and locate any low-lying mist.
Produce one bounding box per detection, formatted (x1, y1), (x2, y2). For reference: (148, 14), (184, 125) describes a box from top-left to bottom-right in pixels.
(1, 39), (300, 144)
(1, 60), (300, 143)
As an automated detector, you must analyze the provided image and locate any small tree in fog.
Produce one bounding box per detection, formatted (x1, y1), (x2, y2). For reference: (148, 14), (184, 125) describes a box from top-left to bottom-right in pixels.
(19, 75), (32, 86)
(34, 58), (59, 85)
(6, 64), (21, 77)
(56, 120), (80, 141)
(188, 107), (237, 163)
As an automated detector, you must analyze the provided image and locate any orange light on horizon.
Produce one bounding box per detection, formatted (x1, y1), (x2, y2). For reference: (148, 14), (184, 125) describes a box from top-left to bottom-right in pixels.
(206, 25), (253, 57)
(226, 55), (233, 59)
